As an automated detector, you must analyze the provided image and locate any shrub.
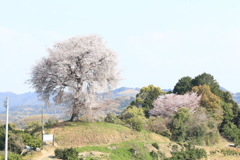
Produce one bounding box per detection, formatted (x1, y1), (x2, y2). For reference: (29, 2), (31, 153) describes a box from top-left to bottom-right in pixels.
(161, 129), (171, 138)
(222, 122), (240, 146)
(25, 121), (41, 133)
(169, 108), (190, 142)
(158, 150), (166, 160)
(8, 133), (25, 154)
(104, 113), (123, 125)
(44, 117), (59, 127)
(0, 153), (23, 160)
(54, 148), (63, 159)
(220, 148), (240, 156)
(20, 132), (42, 148)
(129, 142), (153, 160)
(165, 143), (207, 160)
(172, 145), (178, 152)
(54, 148), (78, 160)
(152, 143), (159, 150)
(210, 150), (218, 155)
(0, 124), (41, 154)
(144, 116), (170, 137)
(126, 117), (143, 131)
(120, 106), (145, 120)
(150, 151), (158, 160)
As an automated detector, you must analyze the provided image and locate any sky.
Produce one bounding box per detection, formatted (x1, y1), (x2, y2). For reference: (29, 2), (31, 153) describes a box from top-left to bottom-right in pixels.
(1, 0), (240, 94)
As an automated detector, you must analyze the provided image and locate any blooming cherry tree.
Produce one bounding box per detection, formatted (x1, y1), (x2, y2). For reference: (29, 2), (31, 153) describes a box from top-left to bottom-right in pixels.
(149, 92), (201, 117)
(28, 35), (121, 121)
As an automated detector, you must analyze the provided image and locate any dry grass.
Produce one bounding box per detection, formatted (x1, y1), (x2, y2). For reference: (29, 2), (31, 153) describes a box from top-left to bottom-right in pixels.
(196, 137), (240, 160)
(49, 122), (169, 148)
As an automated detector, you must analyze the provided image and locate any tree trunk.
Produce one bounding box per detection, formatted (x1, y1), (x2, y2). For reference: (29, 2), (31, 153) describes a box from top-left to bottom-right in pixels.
(70, 114), (79, 122)
(70, 99), (80, 122)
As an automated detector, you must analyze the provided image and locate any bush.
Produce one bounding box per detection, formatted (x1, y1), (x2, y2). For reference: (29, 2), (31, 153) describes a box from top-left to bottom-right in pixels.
(186, 125), (205, 145)
(120, 106), (145, 120)
(165, 143), (207, 160)
(161, 129), (171, 138)
(150, 151), (158, 160)
(20, 132), (42, 148)
(158, 150), (166, 160)
(0, 124), (41, 154)
(152, 143), (159, 150)
(126, 117), (143, 131)
(221, 148), (240, 156)
(222, 122), (240, 146)
(55, 148), (78, 160)
(54, 148), (63, 159)
(8, 133), (25, 154)
(0, 153), (23, 160)
(129, 142), (153, 160)
(144, 116), (171, 138)
(172, 145), (178, 152)
(25, 121), (41, 133)
(104, 113), (123, 125)
(44, 117), (59, 127)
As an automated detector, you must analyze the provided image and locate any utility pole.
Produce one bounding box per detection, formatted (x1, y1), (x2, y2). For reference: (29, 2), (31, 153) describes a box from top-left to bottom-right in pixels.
(4, 97), (9, 160)
(42, 106), (44, 149)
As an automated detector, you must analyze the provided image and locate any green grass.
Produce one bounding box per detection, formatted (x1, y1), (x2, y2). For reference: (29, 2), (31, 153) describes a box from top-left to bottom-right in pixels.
(62, 121), (131, 132)
(76, 146), (111, 153)
(76, 141), (155, 160)
(109, 141), (153, 160)
(110, 147), (133, 160)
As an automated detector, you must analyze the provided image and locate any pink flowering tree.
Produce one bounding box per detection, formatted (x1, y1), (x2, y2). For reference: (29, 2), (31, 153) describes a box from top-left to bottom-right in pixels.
(28, 35), (121, 121)
(149, 92), (201, 117)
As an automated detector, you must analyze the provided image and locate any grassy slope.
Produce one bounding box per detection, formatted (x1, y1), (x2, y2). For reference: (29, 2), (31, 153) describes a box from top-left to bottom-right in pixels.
(49, 122), (170, 148)
(42, 121), (171, 160)
(28, 122), (240, 160)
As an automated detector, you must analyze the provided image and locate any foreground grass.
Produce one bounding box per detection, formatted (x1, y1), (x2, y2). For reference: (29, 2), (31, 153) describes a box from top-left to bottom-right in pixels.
(76, 141), (158, 160)
(76, 145), (111, 153)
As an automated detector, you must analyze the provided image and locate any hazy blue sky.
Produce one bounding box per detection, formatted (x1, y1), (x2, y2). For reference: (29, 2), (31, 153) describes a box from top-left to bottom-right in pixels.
(1, 0), (240, 94)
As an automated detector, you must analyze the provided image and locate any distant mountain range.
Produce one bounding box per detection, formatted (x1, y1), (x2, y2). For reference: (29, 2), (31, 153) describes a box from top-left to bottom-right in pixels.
(0, 87), (239, 112)
(0, 87), (138, 111)
(0, 87), (141, 124)
(0, 92), (44, 111)
(0, 87), (239, 125)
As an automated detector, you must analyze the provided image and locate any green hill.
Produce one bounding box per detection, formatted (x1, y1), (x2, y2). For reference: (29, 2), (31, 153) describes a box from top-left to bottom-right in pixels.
(24, 121), (240, 160)
(49, 122), (170, 148)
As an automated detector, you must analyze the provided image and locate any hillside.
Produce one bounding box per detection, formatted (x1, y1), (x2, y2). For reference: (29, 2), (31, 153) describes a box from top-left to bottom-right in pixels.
(49, 122), (170, 148)
(27, 122), (172, 160)
(25, 122), (240, 160)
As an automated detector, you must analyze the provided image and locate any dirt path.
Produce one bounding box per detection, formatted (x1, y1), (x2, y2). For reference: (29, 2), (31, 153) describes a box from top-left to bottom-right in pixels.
(33, 128), (59, 160)
(36, 147), (56, 160)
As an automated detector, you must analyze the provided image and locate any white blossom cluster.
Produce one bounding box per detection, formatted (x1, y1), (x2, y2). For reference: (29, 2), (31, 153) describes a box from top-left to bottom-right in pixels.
(149, 92), (201, 117)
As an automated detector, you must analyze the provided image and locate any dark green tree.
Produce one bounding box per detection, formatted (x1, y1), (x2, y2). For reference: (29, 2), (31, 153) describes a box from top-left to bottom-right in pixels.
(222, 91), (239, 117)
(170, 108), (190, 142)
(173, 76), (192, 95)
(191, 72), (221, 97)
(130, 85), (165, 117)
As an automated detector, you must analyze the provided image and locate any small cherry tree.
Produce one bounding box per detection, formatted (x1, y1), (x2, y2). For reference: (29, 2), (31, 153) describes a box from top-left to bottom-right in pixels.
(149, 92), (201, 117)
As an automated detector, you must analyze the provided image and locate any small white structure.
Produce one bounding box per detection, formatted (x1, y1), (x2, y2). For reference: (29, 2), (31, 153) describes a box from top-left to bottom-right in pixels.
(43, 135), (54, 146)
